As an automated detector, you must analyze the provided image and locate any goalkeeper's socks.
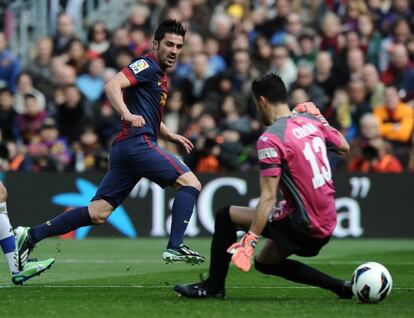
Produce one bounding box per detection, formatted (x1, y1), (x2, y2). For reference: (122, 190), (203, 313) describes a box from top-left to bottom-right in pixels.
(254, 258), (346, 296)
(167, 186), (199, 249)
(208, 206), (236, 288)
(0, 203), (19, 274)
(29, 206), (92, 244)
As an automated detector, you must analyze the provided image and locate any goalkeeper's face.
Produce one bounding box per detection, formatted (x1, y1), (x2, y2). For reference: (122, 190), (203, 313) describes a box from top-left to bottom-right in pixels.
(153, 33), (184, 70)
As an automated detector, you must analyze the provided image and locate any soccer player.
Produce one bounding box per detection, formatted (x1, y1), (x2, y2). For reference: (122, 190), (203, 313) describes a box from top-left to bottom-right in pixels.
(0, 181), (55, 284)
(15, 19), (204, 269)
(174, 73), (353, 299)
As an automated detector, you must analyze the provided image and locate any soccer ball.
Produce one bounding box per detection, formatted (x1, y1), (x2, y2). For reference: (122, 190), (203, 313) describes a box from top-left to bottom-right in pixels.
(351, 262), (392, 303)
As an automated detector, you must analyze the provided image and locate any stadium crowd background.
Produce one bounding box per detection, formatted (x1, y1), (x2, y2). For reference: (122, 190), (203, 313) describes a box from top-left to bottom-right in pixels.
(0, 0), (413, 174)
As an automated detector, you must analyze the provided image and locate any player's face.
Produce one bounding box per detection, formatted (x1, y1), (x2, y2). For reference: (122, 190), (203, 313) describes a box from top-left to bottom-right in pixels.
(254, 95), (272, 125)
(154, 33), (184, 70)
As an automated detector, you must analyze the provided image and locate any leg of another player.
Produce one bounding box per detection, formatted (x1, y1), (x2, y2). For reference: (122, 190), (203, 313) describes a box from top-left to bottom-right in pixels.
(254, 241), (352, 299)
(168, 171), (201, 249)
(28, 199), (113, 244)
(0, 181), (19, 275)
(16, 199), (113, 269)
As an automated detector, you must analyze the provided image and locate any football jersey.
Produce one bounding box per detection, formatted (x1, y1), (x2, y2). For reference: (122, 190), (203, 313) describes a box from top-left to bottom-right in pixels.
(115, 52), (168, 143)
(257, 113), (343, 238)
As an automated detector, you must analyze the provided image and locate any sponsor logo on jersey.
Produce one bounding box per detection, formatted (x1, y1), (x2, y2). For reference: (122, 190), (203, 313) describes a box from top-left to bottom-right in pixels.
(258, 147), (278, 160)
(129, 59), (149, 74)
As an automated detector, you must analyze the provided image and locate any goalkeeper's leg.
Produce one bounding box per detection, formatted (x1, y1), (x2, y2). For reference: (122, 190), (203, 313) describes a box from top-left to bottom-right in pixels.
(254, 240), (352, 299)
(174, 205), (256, 298)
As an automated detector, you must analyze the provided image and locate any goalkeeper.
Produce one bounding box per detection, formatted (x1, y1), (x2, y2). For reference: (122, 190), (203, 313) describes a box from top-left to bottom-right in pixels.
(174, 74), (353, 299)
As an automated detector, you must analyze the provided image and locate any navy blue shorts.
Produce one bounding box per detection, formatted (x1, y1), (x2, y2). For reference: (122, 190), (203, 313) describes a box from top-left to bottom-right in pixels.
(92, 134), (190, 208)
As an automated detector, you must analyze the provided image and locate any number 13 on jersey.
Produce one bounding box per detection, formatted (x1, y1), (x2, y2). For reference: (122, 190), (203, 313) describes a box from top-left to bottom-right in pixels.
(303, 136), (332, 189)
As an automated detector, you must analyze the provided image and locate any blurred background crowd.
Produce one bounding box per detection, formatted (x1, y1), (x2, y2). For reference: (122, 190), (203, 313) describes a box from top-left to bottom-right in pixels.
(0, 0), (414, 174)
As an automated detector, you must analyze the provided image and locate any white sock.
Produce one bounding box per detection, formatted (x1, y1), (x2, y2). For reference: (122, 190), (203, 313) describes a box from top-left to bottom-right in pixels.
(0, 203), (19, 274)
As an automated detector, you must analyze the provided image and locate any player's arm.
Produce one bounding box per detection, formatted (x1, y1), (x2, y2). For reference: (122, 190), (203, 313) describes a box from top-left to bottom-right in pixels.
(104, 72), (145, 127)
(227, 176), (279, 272)
(325, 126), (350, 156)
(160, 122), (194, 154)
(250, 175), (280, 235)
(293, 102), (349, 156)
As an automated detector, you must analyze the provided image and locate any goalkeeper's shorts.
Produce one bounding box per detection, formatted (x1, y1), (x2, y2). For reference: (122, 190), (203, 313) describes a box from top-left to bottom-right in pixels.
(262, 217), (331, 257)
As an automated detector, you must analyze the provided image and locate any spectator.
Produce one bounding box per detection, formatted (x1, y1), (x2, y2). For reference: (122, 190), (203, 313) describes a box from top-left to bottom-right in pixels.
(73, 126), (106, 172)
(290, 63), (328, 111)
(379, 18), (412, 72)
(314, 51), (340, 99)
(87, 21), (111, 57)
(76, 58), (106, 104)
(357, 14), (382, 68)
(54, 85), (90, 143)
(53, 13), (78, 55)
(319, 12), (345, 56)
(66, 39), (89, 75)
(0, 88), (18, 141)
(205, 37), (227, 76)
(294, 30), (317, 66)
(347, 79), (372, 139)
(380, 44), (414, 102)
(24, 37), (56, 104)
(373, 85), (414, 166)
(27, 118), (71, 172)
(14, 73), (46, 114)
(0, 32), (20, 93)
(16, 94), (48, 144)
(227, 49), (260, 112)
(362, 64), (385, 108)
(252, 35), (272, 75)
(270, 45), (297, 89)
(348, 138), (403, 173)
(348, 113), (402, 173)
(179, 53), (212, 105)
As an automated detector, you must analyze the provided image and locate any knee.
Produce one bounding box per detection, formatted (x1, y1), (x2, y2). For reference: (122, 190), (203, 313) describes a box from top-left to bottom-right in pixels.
(0, 183), (7, 203)
(215, 205), (232, 227)
(88, 202), (113, 225)
(254, 258), (283, 276)
(177, 172), (202, 191)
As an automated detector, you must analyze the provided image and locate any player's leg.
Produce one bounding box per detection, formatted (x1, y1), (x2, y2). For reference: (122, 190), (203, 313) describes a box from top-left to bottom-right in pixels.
(174, 205), (255, 298)
(0, 181), (55, 284)
(16, 166), (138, 269)
(138, 136), (203, 263)
(163, 171), (203, 263)
(0, 181), (19, 275)
(253, 238), (353, 299)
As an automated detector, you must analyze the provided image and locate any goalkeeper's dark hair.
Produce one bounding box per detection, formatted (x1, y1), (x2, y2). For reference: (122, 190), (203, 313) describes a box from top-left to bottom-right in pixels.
(251, 73), (288, 105)
(154, 19), (186, 42)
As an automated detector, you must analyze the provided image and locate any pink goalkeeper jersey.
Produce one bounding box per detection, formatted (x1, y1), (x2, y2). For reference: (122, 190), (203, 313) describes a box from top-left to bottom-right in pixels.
(256, 113), (343, 238)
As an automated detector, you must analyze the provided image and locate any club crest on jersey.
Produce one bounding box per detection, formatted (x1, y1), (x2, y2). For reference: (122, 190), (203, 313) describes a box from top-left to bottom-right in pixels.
(258, 147), (278, 160)
(129, 59), (149, 74)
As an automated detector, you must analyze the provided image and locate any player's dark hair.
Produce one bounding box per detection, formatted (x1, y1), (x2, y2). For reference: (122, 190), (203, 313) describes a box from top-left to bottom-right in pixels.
(251, 73), (288, 104)
(154, 19), (186, 42)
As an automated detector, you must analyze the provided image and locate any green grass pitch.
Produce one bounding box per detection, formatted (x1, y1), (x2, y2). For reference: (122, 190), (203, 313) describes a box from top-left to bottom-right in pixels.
(0, 238), (413, 318)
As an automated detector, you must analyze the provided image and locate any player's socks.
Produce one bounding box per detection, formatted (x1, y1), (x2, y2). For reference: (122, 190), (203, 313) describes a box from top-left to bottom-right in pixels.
(254, 258), (348, 297)
(167, 186), (199, 249)
(29, 206), (92, 244)
(206, 206), (236, 289)
(0, 202), (19, 274)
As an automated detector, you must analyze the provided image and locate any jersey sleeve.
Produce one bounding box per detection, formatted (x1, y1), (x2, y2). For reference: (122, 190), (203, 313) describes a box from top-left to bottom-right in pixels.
(121, 58), (153, 86)
(256, 134), (282, 177)
(322, 125), (343, 151)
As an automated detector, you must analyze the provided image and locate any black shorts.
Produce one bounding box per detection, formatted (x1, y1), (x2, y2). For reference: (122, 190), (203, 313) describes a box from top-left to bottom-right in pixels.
(262, 217), (331, 257)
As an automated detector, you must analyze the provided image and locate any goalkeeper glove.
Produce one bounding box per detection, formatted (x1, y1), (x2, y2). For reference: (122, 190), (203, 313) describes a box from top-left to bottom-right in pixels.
(227, 231), (259, 272)
(293, 102), (329, 126)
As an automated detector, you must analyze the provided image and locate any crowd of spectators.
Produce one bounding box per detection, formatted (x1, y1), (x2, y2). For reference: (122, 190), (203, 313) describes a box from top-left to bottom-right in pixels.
(1, 0), (414, 173)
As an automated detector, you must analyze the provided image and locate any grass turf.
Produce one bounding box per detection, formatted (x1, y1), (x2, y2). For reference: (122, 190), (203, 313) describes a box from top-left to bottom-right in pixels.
(0, 238), (413, 318)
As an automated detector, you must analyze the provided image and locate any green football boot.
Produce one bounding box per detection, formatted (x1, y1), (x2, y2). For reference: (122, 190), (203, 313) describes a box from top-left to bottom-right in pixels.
(14, 226), (35, 271)
(12, 258), (55, 285)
